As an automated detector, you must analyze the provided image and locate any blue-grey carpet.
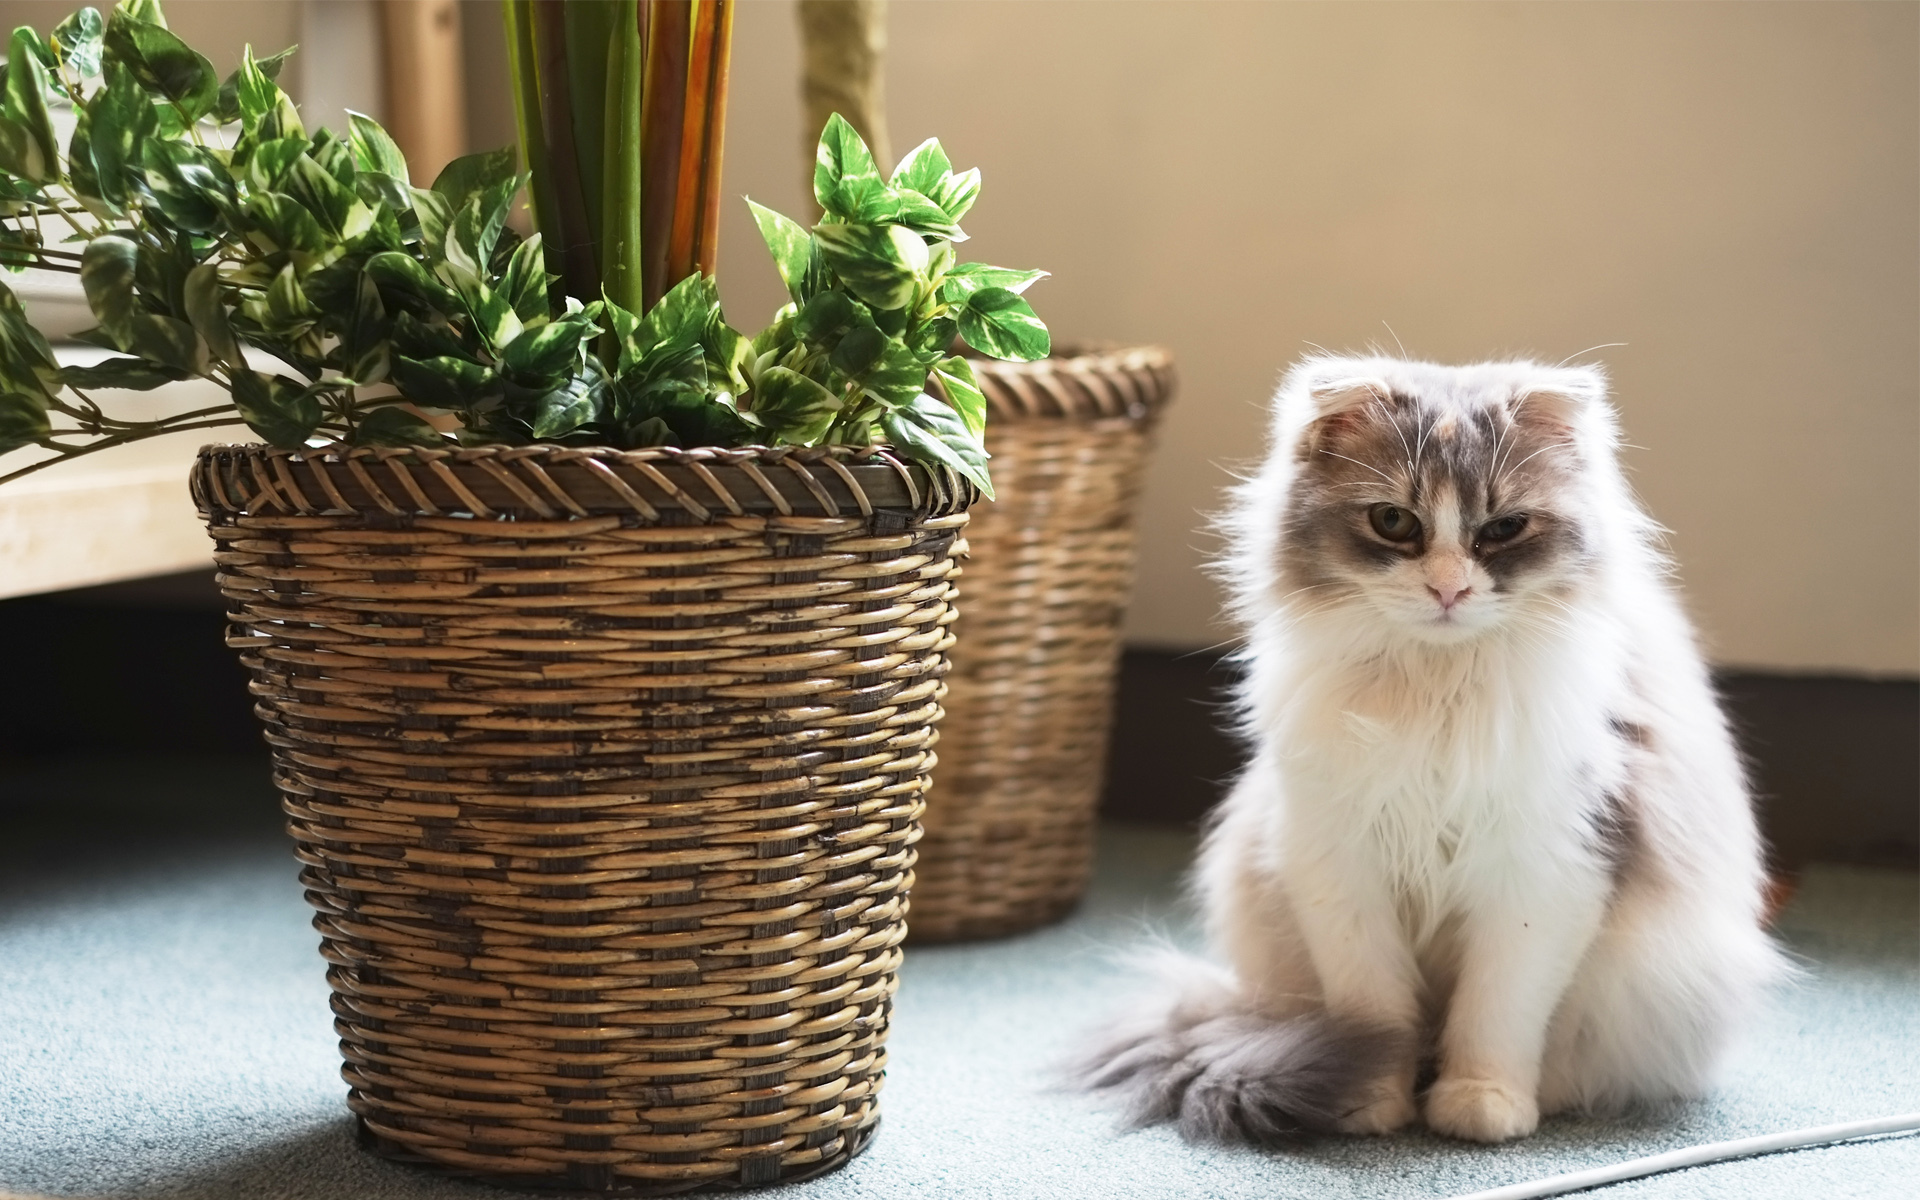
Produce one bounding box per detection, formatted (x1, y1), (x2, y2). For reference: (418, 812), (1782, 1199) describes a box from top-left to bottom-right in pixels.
(1, 757), (1915, 1199)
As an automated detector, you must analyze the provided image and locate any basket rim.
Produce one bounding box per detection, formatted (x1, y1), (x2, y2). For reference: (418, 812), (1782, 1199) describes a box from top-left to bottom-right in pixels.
(191, 441), (979, 522)
(967, 341), (1176, 423)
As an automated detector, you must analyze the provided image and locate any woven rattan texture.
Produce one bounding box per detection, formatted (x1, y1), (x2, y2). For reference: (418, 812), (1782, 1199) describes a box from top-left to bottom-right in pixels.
(910, 346), (1175, 943)
(195, 446), (969, 1193)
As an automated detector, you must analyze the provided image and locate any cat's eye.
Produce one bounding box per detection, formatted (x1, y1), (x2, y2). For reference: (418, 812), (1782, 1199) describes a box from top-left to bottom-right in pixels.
(1478, 514), (1529, 544)
(1368, 504), (1422, 543)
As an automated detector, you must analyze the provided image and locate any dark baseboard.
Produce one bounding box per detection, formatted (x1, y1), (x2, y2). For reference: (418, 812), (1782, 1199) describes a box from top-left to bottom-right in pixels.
(2, 573), (1913, 871)
(1101, 649), (1919, 872)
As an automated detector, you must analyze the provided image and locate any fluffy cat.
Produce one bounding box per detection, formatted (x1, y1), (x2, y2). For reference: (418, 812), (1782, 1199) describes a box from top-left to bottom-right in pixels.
(1077, 354), (1784, 1144)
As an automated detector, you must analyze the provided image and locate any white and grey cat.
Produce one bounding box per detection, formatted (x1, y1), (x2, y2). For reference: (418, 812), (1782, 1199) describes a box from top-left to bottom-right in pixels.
(1078, 354), (1784, 1143)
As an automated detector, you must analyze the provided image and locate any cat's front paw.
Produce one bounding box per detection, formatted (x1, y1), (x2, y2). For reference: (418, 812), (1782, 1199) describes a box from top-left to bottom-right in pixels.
(1334, 1078), (1418, 1135)
(1424, 1076), (1539, 1142)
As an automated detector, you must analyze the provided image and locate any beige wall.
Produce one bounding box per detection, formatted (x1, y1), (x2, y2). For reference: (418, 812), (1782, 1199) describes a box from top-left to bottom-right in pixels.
(7, 1), (1913, 674)
(718, 1), (1919, 676)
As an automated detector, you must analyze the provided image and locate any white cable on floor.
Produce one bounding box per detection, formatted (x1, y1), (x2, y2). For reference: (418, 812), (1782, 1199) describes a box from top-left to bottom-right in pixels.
(1448, 1112), (1920, 1200)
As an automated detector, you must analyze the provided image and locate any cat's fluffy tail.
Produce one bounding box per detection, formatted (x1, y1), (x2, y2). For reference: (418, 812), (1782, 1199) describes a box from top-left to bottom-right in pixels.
(1068, 950), (1403, 1143)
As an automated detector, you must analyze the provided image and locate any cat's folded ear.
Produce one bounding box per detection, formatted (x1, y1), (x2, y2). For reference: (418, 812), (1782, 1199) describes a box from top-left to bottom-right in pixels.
(1510, 365), (1610, 438)
(1281, 359), (1395, 450)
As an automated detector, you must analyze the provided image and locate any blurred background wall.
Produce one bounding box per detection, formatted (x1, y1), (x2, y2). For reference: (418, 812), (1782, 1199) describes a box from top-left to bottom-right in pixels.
(2, 0), (1909, 674)
(696, 0), (1919, 676)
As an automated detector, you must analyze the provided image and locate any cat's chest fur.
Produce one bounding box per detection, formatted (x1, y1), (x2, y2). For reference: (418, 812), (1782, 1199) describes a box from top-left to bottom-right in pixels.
(1271, 631), (1629, 897)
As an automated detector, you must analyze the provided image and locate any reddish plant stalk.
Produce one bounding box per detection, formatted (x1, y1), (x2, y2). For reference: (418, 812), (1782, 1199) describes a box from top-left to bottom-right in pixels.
(666, 0), (719, 287)
(693, 0), (733, 278)
(639, 0), (691, 310)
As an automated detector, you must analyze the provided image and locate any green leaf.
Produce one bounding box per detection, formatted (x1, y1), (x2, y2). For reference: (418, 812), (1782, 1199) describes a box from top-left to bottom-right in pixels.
(231, 369), (322, 448)
(635, 272), (717, 353)
(0, 389), (50, 453)
(843, 336), (927, 409)
(890, 137), (951, 196)
(609, 339), (706, 414)
(497, 232), (550, 321)
(140, 139), (234, 232)
(908, 315), (958, 357)
(128, 312), (205, 373)
(812, 223), (928, 312)
(283, 152), (362, 238)
(794, 290), (857, 348)
(435, 252), (521, 352)
(752, 305), (797, 359)
(242, 191), (329, 260)
(116, 0), (168, 28)
(238, 135), (305, 192)
(431, 146), (517, 207)
(354, 403), (442, 447)
(104, 6), (219, 120)
(445, 175), (518, 279)
(935, 167), (981, 223)
(70, 60), (151, 211)
(345, 109), (408, 186)
(79, 235), (139, 348)
(702, 313), (750, 396)
(813, 113), (890, 222)
(338, 271), (389, 383)
(750, 365), (841, 444)
(0, 277), (62, 401)
(828, 321), (886, 377)
(892, 188), (964, 241)
(58, 356), (190, 390)
(499, 313), (595, 383)
(957, 287), (1050, 362)
(231, 44), (301, 139)
(747, 199), (818, 305)
(391, 353), (496, 411)
(182, 261), (243, 370)
(352, 168), (411, 220)
(213, 44), (291, 125)
(409, 186), (453, 256)
(940, 262), (1049, 302)
(931, 355), (987, 437)
(365, 250), (459, 313)
(639, 388), (754, 448)
(523, 376), (600, 439)
(881, 390), (993, 498)
(237, 262), (318, 345)
(52, 9), (105, 79)
(390, 311), (469, 362)
(0, 28), (61, 184)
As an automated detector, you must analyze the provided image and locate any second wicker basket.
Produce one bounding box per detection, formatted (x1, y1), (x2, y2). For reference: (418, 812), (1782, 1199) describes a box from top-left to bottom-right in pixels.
(909, 344), (1175, 942)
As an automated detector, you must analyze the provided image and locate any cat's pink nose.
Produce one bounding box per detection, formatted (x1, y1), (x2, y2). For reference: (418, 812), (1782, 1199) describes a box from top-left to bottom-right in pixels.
(1429, 584), (1469, 611)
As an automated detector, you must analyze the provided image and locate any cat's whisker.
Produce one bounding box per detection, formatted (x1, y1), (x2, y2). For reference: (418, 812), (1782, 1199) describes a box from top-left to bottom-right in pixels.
(1556, 342), (1627, 368)
(1316, 449), (1398, 485)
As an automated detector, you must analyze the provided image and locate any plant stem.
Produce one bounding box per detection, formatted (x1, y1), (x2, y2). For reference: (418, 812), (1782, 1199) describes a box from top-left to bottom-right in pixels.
(694, 0), (733, 277)
(0, 418), (252, 486)
(502, 1), (561, 278)
(639, 0), (691, 310)
(666, 0), (718, 288)
(598, 0), (646, 318)
(529, 0), (602, 305)
(562, 0), (621, 249)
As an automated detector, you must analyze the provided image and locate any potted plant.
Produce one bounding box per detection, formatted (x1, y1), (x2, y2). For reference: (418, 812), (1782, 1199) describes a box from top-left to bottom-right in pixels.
(0, 1), (1046, 1189)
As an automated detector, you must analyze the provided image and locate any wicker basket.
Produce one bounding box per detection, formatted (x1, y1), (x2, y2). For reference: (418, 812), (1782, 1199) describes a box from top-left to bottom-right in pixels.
(192, 443), (973, 1194)
(908, 345), (1175, 943)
